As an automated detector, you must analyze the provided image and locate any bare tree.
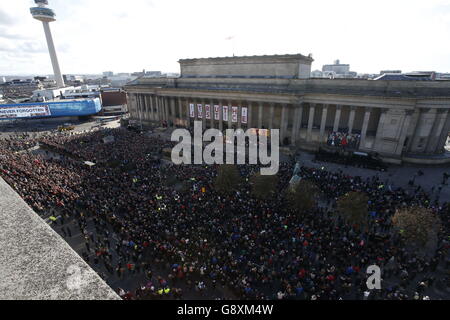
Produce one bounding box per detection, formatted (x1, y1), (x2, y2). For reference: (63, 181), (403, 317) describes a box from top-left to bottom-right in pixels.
(392, 207), (441, 248)
(214, 164), (242, 195)
(286, 179), (319, 214)
(250, 172), (279, 199)
(336, 191), (369, 231)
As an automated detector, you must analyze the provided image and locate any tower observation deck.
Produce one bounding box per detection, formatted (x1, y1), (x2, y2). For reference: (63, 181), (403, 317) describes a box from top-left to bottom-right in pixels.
(30, 0), (65, 88)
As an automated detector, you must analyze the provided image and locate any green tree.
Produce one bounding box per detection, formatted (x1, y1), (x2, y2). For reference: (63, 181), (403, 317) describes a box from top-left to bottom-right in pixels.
(336, 191), (369, 230)
(214, 164), (242, 195)
(286, 179), (319, 213)
(392, 207), (441, 248)
(250, 173), (279, 199)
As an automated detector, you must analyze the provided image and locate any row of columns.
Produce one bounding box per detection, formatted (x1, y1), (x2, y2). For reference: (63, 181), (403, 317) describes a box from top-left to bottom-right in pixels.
(129, 92), (449, 155)
(130, 93), (377, 145)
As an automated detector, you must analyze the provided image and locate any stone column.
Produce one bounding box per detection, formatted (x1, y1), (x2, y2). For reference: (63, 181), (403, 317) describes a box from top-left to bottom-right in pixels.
(199, 100), (205, 130)
(193, 98), (198, 124)
(159, 97), (164, 122)
(258, 103), (263, 128)
(359, 108), (372, 150)
(280, 104), (288, 141)
(164, 97), (170, 122)
(218, 100), (223, 132)
(209, 101), (214, 129)
(247, 102), (252, 128)
(133, 94), (138, 119)
(416, 109), (438, 153)
(237, 103), (242, 130)
(348, 106), (356, 134)
(405, 109), (421, 152)
(333, 105), (342, 132)
(148, 95), (153, 120)
(186, 98), (192, 128)
(291, 107), (299, 145)
(436, 110), (450, 153)
(137, 94), (142, 123)
(155, 96), (160, 121)
(268, 104), (275, 129)
(396, 110), (414, 156)
(228, 101), (233, 129)
(426, 109), (449, 153)
(144, 95), (149, 121)
(374, 108), (388, 150)
(170, 97), (177, 127)
(142, 95), (146, 121)
(292, 103), (303, 144)
(178, 97), (183, 125)
(148, 95), (153, 121)
(319, 104), (328, 143)
(307, 103), (316, 142)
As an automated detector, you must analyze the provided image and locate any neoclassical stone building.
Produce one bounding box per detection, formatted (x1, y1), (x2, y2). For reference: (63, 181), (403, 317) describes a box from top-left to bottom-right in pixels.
(124, 54), (450, 164)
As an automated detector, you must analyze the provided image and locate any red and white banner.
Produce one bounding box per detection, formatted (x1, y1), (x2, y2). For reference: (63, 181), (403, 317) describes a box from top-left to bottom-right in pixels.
(214, 105), (220, 120)
(205, 104), (211, 120)
(241, 107), (248, 124)
(231, 106), (238, 123)
(189, 104), (195, 118)
(197, 104), (203, 119)
(223, 106), (228, 121)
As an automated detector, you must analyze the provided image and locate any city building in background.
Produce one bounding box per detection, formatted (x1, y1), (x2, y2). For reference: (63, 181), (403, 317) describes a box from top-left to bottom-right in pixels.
(103, 71), (114, 77)
(100, 88), (128, 116)
(312, 59), (357, 79)
(125, 53), (450, 165)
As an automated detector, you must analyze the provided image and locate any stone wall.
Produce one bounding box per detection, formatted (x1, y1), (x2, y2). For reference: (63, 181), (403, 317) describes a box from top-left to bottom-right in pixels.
(0, 178), (120, 300)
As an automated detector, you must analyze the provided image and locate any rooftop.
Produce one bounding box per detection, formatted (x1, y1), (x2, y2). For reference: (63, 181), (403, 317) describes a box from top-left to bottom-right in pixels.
(126, 77), (450, 98)
(179, 53), (314, 64)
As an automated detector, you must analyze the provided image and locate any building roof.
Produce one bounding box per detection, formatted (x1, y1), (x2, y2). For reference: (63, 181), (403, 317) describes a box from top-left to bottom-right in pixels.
(374, 74), (433, 81)
(179, 53), (314, 65)
(125, 77), (450, 98)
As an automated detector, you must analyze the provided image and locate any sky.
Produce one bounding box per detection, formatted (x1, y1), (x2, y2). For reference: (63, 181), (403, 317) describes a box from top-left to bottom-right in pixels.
(1, 0), (450, 76)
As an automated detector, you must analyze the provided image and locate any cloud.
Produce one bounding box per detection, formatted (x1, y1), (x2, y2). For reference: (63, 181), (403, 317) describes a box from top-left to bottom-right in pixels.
(1, 0), (450, 75)
(0, 27), (31, 40)
(0, 8), (14, 26)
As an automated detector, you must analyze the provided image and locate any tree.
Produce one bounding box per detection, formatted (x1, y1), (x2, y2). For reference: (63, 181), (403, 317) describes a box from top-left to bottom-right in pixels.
(286, 179), (319, 213)
(250, 172), (279, 199)
(336, 191), (369, 230)
(392, 207), (441, 248)
(214, 164), (242, 195)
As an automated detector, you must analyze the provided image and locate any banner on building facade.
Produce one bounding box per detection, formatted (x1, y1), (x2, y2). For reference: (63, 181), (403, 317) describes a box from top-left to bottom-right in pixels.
(241, 107), (248, 124)
(231, 106), (238, 123)
(0, 105), (51, 119)
(214, 105), (220, 120)
(197, 104), (203, 119)
(205, 104), (211, 120)
(189, 104), (195, 118)
(223, 106), (229, 121)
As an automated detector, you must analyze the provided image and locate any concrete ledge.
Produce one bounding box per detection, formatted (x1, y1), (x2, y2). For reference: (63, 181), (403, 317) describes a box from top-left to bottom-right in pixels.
(0, 178), (120, 300)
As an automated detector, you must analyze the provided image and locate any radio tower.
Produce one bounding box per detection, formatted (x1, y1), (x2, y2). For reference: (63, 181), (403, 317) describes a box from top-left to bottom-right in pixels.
(30, 0), (65, 88)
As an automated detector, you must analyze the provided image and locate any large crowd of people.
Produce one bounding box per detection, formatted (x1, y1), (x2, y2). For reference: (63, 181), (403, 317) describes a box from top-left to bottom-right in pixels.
(0, 126), (448, 300)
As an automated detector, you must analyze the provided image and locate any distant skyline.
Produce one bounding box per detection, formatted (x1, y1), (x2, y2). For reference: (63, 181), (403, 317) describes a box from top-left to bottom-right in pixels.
(1, 0), (450, 76)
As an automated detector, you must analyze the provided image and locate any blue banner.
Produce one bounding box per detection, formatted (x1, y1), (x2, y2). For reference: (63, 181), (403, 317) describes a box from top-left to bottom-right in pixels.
(0, 98), (102, 120)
